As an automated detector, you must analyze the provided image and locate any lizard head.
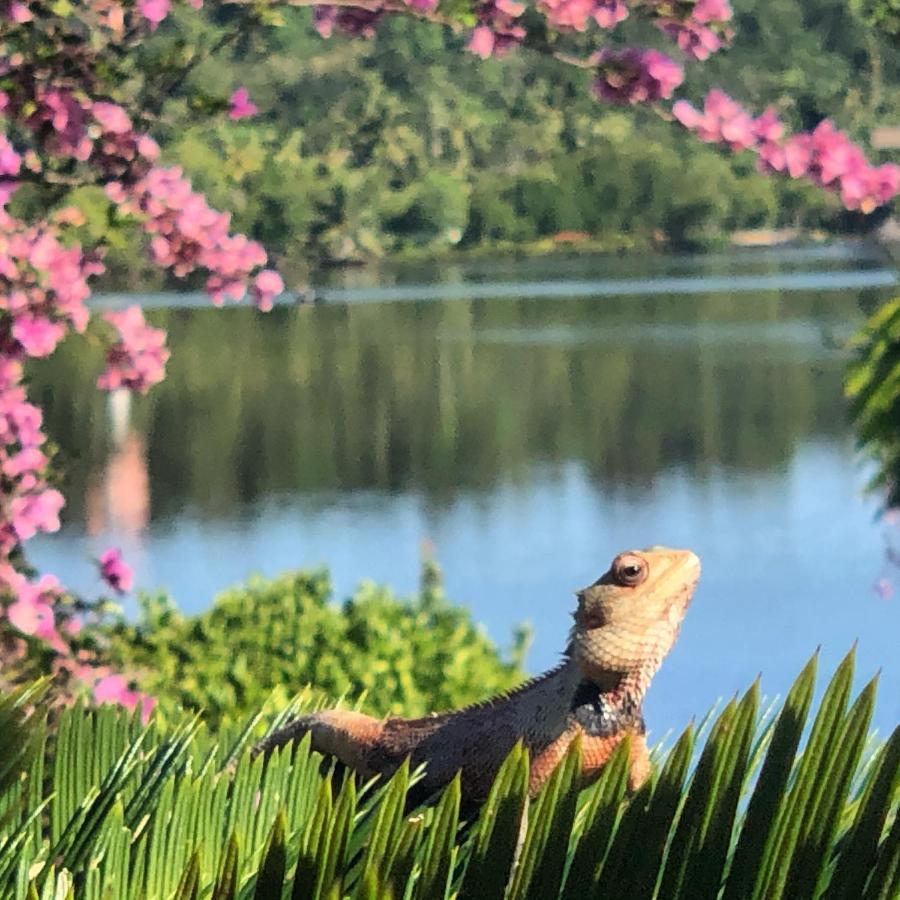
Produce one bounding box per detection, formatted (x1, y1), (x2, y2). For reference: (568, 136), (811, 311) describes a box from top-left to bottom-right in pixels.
(568, 547), (700, 688)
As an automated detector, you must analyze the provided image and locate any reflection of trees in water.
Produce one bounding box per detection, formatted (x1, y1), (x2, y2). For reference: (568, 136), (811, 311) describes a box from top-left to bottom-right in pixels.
(31, 289), (865, 522)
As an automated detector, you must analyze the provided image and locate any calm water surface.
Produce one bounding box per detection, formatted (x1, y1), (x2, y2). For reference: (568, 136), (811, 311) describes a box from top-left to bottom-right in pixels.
(30, 243), (900, 736)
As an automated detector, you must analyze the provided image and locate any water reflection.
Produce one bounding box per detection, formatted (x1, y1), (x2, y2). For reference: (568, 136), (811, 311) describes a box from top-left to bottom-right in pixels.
(35, 289), (871, 517)
(27, 245), (900, 735)
(85, 393), (151, 538)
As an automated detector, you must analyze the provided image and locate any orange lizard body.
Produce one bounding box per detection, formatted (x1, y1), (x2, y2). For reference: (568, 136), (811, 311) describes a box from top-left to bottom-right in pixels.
(254, 547), (700, 801)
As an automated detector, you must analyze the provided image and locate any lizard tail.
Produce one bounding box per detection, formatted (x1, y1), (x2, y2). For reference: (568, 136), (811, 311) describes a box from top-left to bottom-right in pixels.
(252, 709), (385, 776)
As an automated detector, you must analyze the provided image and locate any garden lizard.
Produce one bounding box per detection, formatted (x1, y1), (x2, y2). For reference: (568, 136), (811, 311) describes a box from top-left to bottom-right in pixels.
(252, 546), (700, 801)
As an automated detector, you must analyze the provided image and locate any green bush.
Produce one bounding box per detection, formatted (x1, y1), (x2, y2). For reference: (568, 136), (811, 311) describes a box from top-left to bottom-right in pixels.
(104, 563), (530, 727)
(0, 650), (896, 898)
(846, 295), (900, 508)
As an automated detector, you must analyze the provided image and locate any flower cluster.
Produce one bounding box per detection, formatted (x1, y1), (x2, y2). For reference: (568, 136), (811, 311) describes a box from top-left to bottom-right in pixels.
(92, 672), (155, 721)
(138, 0), (203, 29)
(0, 2), (282, 714)
(0, 210), (100, 576)
(468, 0), (527, 57)
(674, 91), (900, 212)
(98, 548), (134, 594)
(650, 0), (734, 60)
(1, 564), (66, 653)
(97, 306), (169, 394)
(538, 0), (627, 32)
(593, 49), (684, 105)
(106, 166), (280, 309)
(229, 87), (258, 121)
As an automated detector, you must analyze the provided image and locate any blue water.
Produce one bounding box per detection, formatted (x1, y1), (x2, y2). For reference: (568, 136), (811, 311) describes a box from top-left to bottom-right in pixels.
(31, 242), (900, 739)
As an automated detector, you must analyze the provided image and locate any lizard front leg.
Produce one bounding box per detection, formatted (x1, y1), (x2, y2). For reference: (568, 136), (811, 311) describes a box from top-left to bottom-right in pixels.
(581, 730), (650, 791)
(529, 728), (650, 795)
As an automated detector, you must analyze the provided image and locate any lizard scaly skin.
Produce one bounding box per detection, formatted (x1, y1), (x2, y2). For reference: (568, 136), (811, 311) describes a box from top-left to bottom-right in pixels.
(253, 547), (700, 802)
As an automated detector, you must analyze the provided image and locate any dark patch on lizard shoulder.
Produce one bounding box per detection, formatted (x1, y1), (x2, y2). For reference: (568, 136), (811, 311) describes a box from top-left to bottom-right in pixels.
(570, 681), (645, 737)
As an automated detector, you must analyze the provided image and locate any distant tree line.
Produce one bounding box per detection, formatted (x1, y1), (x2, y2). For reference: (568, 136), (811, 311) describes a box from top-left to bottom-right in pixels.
(53, 0), (897, 279)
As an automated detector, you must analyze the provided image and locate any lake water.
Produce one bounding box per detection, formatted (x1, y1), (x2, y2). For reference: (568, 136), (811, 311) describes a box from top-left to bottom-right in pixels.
(30, 242), (900, 738)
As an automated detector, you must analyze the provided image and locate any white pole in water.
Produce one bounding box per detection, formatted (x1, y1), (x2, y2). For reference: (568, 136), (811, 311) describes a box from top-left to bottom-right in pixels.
(108, 388), (131, 448)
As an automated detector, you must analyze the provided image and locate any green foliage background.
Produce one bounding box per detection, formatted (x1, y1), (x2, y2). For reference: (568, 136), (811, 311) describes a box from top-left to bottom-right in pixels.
(103, 563), (529, 727)
(847, 294), (900, 509)
(57, 0), (900, 281)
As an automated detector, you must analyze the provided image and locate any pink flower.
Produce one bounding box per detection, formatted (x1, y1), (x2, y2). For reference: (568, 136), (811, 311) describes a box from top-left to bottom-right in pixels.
(137, 135), (160, 161)
(650, 0), (732, 59)
(93, 674), (157, 723)
(782, 135), (812, 177)
(674, 92), (899, 212)
(313, 5), (337, 37)
(0, 135), (21, 177)
(98, 547), (134, 594)
(7, 1), (32, 22)
(540, 0), (598, 31)
(2, 447), (46, 479)
(468, 25), (496, 58)
(9, 488), (64, 540)
(753, 107), (784, 143)
(467, 0), (525, 56)
(593, 49), (683, 105)
(93, 673), (129, 703)
(108, 166), (274, 306)
(228, 87), (258, 121)
(92, 102), (132, 135)
(592, 0), (628, 28)
(251, 268), (284, 311)
(138, 0), (170, 28)
(4, 573), (62, 645)
(693, 0), (732, 23)
(12, 315), (66, 358)
(874, 577), (894, 600)
(98, 306), (168, 393)
(7, 595), (54, 637)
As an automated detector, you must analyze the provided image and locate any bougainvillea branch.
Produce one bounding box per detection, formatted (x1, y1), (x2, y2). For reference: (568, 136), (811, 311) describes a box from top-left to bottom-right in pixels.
(0, 0), (897, 710)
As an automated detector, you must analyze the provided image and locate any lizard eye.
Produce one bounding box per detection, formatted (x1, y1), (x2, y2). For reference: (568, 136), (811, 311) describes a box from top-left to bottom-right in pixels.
(612, 554), (648, 587)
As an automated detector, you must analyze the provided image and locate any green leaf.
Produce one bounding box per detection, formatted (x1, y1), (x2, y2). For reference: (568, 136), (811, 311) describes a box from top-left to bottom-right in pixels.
(313, 774), (356, 900)
(416, 775), (460, 900)
(172, 850), (201, 900)
(829, 725), (900, 898)
(292, 777), (333, 900)
(683, 681), (759, 899)
(723, 653), (817, 900)
(212, 832), (240, 900)
(617, 726), (695, 898)
(359, 760), (411, 889)
(0, 680), (49, 801)
(255, 809), (287, 899)
(560, 737), (631, 897)
(753, 648), (856, 899)
(508, 736), (582, 900)
(785, 674), (877, 898)
(863, 793), (900, 900)
(459, 741), (529, 899)
(387, 814), (425, 896)
(657, 696), (742, 900)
